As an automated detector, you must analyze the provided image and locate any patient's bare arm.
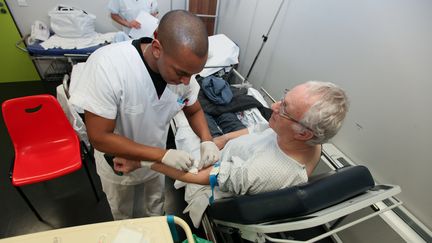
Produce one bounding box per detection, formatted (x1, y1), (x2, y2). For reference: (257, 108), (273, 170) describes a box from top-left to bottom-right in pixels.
(151, 163), (212, 185)
(213, 128), (249, 149)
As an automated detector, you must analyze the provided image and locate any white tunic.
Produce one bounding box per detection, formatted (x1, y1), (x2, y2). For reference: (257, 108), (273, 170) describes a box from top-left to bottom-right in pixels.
(69, 40), (200, 185)
(108, 0), (158, 33)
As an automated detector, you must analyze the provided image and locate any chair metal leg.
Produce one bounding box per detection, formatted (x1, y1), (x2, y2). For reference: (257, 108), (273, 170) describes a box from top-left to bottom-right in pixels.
(15, 186), (45, 223)
(10, 157), (45, 223)
(82, 143), (96, 165)
(81, 152), (100, 202)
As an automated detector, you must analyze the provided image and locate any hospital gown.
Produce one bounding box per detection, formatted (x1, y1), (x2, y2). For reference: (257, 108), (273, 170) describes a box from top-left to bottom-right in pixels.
(217, 125), (308, 195)
(178, 123), (309, 227)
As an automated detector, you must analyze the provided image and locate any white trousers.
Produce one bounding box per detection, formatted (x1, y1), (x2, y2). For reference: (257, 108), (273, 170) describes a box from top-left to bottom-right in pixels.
(100, 174), (165, 220)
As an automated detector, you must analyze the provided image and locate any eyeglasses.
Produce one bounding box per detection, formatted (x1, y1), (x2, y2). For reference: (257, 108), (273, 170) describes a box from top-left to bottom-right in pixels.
(279, 93), (315, 134)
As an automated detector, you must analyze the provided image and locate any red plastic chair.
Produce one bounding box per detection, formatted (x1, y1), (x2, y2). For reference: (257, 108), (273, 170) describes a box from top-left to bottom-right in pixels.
(2, 94), (99, 223)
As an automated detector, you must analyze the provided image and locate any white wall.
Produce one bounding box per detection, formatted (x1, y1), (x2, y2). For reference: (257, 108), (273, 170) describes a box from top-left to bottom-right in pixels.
(218, 0), (432, 235)
(5, 0), (182, 35)
(6, 0), (113, 34)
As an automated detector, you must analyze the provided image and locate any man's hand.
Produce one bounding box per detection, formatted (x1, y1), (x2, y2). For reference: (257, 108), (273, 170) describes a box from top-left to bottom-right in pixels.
(161, 149), (195, 171)
(113, 157), (141, 174)
(128, 20), (141, 29)
(199, 141), (220, 169)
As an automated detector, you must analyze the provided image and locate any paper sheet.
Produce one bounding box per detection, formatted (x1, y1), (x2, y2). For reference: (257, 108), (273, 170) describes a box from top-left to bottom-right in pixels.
(113, 226), (149, 243)
(129, 11), (159, 39)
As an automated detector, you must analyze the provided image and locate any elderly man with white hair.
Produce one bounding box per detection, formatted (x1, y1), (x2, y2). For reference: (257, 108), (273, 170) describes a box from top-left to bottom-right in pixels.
(115, 81), (349, 195)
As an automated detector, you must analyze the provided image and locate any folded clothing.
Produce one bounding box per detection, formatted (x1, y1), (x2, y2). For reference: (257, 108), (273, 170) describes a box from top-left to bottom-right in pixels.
(202, 75), (233, 105)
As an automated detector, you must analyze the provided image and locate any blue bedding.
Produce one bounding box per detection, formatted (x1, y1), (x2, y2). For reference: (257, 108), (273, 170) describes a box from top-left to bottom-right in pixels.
(27, 42), (105, 56)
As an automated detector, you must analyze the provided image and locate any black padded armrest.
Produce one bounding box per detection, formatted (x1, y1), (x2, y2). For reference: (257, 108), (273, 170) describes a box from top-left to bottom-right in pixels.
(207, 165), (374, 224)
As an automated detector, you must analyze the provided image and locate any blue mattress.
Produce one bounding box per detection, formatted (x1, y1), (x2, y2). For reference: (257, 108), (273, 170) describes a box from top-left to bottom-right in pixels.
(27, 42), (105, 56)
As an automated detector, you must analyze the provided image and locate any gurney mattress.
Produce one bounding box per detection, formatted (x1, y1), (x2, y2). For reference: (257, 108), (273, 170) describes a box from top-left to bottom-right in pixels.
(27, 42), (105, 56)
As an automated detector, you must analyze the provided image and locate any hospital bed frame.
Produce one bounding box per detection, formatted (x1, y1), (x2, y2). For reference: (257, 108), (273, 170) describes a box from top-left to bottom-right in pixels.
(169, 68), (403, 243)
(202, 164), (401, 243)
(16, 34), (94, 63)
(16, 34), (103, 81)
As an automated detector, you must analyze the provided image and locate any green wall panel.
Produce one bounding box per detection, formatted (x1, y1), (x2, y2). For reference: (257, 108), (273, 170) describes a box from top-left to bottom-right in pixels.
(0, 0), (40, 83)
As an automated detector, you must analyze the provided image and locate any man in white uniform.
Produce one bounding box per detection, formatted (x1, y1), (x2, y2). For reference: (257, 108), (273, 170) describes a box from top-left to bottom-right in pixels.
(108, 0), (158, 34)
(70, 10), (220, 220)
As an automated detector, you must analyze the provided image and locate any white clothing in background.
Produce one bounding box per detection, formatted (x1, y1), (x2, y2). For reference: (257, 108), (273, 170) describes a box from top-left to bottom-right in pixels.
(40, 32), (118, 50)
(56, 85), (90, 149)
(69, 40), (199, 219)
(108, 0), (158, 34)
(28, 20), (49, 44)
(199, 34), (240, 78)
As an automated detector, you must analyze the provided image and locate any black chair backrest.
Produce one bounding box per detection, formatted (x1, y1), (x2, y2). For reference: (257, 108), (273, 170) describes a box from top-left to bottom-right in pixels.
(208, 165), (374, 224)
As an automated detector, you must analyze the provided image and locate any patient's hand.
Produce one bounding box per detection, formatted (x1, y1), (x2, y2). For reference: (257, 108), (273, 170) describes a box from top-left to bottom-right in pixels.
(113, 157), (141, 174)
(213, 135), (228, 150)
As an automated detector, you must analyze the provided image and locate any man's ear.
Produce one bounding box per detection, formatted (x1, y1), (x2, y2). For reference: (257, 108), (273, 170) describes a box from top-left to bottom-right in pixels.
(152, 39), (162, 59)
(294, 129), (314, 141)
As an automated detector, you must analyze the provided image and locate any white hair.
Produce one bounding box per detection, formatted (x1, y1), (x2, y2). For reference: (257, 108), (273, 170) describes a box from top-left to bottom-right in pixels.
(293, 81), (349, 145)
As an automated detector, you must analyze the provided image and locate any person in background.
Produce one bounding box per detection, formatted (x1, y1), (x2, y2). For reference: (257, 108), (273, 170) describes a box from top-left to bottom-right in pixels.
(69, 10), (220, 220)
(108, 0), (159, 34)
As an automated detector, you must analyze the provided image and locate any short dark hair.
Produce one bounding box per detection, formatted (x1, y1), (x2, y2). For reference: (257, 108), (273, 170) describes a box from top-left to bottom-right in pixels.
(157, 10), (208, 58)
